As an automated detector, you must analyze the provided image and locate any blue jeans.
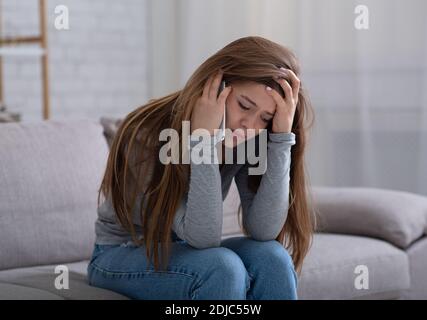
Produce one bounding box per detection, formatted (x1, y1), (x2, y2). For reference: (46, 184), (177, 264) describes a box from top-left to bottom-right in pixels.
(87, 236), (298, 300)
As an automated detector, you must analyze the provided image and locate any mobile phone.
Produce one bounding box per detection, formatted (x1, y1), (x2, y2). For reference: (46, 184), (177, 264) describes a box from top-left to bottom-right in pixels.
(217, 80), (226, 141)
(217, 80), (226, 98)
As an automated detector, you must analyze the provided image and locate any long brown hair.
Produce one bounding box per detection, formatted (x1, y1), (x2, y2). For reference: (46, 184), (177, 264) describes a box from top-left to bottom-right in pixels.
(98, 36), (316, 274)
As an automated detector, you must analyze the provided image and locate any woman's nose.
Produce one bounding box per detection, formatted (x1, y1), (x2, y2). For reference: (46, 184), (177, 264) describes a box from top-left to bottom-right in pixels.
(241, 115), (257, 130)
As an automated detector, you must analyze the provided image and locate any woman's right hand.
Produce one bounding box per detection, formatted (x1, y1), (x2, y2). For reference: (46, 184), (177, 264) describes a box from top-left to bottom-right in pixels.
(190, 70), (232, 136)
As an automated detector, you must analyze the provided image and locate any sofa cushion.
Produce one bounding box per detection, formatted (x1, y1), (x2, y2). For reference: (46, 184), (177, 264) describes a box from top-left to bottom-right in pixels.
(312, 186), (427, 249)
(0, 234), (411, 300)
(0, 261), (128, 300)
(298, 233), (410, 299)
(0, 283), (64, 300)
(403, 236), (427, 299)
(0, 120), (109, 270)
(99, 116), (123, 147)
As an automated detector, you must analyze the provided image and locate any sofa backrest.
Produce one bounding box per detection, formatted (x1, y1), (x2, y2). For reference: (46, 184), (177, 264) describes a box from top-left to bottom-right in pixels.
(0, 120), (109, 270)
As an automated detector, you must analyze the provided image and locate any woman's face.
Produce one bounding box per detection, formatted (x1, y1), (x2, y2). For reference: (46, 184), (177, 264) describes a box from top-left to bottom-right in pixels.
(224, 80), (276, 146)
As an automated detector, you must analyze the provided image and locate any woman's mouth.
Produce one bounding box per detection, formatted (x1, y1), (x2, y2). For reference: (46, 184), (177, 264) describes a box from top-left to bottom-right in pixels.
(231, 129), (245, 139)
(222, 128), (246, 147)
(223, 128), (257, 148)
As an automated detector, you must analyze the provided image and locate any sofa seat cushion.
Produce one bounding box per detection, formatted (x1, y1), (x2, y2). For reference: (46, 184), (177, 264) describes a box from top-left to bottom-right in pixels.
(298, 233), (410, 299)
(0, 234), (412, 300)
(0, 261), (128, 300)
(0, 283), (64, 300)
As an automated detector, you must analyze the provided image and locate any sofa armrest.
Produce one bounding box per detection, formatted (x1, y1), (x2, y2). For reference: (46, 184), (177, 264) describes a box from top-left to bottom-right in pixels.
(312, 186), (427, 249)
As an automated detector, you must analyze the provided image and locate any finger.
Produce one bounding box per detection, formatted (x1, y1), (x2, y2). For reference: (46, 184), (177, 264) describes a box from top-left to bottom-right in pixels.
(274, 77), (293, 103)
(280, 68), (300, 102)
(266, 86), (287, 112)
(217, 86), (232, 108)
(202, 75), (214, 99)
(209, 70), (223, 100)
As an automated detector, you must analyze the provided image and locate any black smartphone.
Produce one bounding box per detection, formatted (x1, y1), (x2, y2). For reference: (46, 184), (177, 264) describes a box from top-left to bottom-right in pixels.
(217, 80), (226, 98)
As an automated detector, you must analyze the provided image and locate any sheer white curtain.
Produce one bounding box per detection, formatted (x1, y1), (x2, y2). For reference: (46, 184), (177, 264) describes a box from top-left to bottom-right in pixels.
(148, 0), (427, 196)
(297, 0), (427, 196)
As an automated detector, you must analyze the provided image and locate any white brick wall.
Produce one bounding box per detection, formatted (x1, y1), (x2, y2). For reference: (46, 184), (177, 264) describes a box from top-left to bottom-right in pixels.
(1, 0), (149, 122)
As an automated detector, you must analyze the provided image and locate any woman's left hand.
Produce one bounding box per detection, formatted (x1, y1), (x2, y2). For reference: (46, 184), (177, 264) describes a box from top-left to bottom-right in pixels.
(266, 67), (300, 134)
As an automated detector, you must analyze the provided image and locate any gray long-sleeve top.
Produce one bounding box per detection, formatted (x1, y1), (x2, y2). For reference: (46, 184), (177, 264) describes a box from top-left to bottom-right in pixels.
(94, 127), (296, 248)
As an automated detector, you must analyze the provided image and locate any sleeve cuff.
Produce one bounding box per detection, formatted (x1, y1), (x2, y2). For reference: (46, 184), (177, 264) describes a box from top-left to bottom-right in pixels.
(268, 131), (296, 145)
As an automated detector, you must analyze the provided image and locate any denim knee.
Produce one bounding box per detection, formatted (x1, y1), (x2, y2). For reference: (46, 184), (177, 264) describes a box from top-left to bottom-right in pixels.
(257, 241), (297, 283)
(192, 247), (250, 299)
(239, 240), (297, 281)
(214, 247), (247, 273)
(248, 240), (294, 266)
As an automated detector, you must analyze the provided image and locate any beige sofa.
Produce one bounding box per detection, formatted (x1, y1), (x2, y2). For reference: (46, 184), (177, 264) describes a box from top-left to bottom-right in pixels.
(0, 119), (426, 299)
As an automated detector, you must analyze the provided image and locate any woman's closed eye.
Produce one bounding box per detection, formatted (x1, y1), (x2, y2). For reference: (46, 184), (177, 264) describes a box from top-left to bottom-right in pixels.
(238, 101), (271, 123)
(238, 101), (250, 110)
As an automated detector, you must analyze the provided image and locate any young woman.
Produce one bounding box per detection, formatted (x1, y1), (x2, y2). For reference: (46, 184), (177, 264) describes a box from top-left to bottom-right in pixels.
(87, 36), (316, 300)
